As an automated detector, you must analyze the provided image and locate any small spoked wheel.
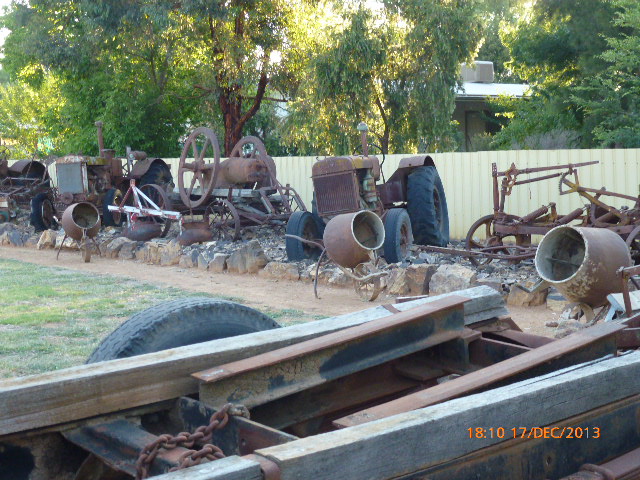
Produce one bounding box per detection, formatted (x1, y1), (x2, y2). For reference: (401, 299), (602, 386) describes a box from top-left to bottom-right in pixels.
(136, 183), (173, 237)
(466, 215), (503, 266)
(353, 263), (383, 302)
(207, 200), (241, 241)
(178, 127), (221, 208)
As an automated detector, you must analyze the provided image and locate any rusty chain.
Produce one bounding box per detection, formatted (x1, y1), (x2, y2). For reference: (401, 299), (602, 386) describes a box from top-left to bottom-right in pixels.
(135, 403), (248, 480)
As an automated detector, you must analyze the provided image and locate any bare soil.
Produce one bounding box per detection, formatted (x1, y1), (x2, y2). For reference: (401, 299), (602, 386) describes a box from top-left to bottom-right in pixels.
(0, 246), (557, 336)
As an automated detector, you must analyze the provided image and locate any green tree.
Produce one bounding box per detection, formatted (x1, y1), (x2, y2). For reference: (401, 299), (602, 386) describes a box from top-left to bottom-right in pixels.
(573, 0), (640, 147)
(284, 1), (482, 155)
(0, 74), (64, 157)
(490, 0), (629, 149)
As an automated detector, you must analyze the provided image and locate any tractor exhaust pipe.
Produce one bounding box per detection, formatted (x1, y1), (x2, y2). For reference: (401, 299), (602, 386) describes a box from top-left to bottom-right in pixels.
(323, 210), (385, 268)
(535, 226), (632, 307)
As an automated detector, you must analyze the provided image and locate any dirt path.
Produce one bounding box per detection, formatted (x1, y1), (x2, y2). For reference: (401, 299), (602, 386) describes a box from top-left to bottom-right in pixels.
(0, 246), (387, 318)
(0, 246), (556, 335)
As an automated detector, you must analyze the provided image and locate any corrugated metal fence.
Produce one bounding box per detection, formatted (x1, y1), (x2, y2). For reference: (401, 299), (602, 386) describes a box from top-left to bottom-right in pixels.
(19, 149), (640, 239)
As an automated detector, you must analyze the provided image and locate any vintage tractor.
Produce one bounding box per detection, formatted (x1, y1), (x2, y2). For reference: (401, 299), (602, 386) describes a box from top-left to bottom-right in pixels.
(0, 147), (56, 231)
(54, 121), (174, 227)
(286, 122), (449, 264)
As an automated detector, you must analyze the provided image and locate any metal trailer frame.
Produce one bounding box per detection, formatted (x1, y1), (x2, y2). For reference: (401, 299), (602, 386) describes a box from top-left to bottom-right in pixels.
(3, 287), (640, 480)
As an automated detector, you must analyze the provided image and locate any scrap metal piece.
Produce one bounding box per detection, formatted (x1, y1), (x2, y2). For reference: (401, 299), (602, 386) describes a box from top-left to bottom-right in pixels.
(322, 210), (385, 268)
(536, 226), (632, 307)
(195, 296), (467, 410)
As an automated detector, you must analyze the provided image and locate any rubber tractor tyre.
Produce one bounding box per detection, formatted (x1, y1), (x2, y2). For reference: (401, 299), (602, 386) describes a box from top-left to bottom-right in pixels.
(87, 297), (281, 362)
(406, 166), (449, 247)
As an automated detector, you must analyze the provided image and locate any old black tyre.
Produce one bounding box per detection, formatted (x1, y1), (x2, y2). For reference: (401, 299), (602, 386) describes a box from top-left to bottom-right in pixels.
(382, 208), (413, 263)
(87, 297), (281, 362)
(285, 210), (324, 261)
(407, 166), (449, 247)
(139, 161), (174, 191)
(102, 188), (124, 227)
(30, 193), (56, 232)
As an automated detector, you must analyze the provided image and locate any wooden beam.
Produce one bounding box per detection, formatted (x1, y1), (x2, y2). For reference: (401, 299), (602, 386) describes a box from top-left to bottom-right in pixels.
(333, 321), (624, 428)
(396, 285), (508, 325)
(253, 352), (640, 480)
(152, 456), (262, 480)
(0, 289), (500, 437)
(195, 298), (466, 409)
(0, 301), (398, 437)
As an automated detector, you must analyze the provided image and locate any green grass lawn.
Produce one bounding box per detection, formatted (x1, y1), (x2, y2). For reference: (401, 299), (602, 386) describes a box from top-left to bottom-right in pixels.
(0, 258), (319, 378)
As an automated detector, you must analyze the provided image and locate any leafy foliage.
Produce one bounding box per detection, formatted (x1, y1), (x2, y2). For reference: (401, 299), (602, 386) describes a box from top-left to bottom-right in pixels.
(283, 1), (483, 155)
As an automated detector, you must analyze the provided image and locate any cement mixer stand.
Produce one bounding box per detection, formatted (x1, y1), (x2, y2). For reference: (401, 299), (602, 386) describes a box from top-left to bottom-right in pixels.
(56, 202), (103, 263)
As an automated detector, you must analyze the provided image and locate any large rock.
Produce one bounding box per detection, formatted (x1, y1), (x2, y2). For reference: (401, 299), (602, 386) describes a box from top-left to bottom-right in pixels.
(209, 253), (229, 273)
(55, 233), (78, 250)
(118, 239), (141, 260)
(405, 264), (438, 295)
(179, 250), (199, 268)
(137, 242), (161, 264)
(259, 261), (300, 281)
(507, 280), (549, 307)
(159, 240), (182, 266)
(387, 269), (411, 295)
(429, 264), (478, 295)
(0, 223), (17, 235)
(37, 230), (58, 250)
(326, 268), (350, 287)
(227, 240), (269, 274)
(105, 237), (135, 259)
(198, 250), (217, 270)
(0, 230), (25, 247)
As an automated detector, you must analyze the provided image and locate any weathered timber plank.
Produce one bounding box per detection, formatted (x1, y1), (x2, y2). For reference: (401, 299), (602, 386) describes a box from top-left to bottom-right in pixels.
(0, 304), (392, 436)
(333, 321), (624, 428)
(0, 289), (498, 437)
(196, 298), (465, 409)
(151, 456), (262, 480)
(255, 352), (640, 480)
(396, 286), (508, 325)
(402, 392), (640, 480)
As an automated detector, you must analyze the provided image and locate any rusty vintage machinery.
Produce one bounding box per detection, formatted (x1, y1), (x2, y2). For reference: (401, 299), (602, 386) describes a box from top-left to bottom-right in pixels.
(173, 128), (305, 245)
(285, 122), (450, 265)
(426, 161), (640, 265)
(54, 121), (174, 231)
(5, 286), (640, 480)
(0, 148), (56, 230)
(56, 201), (102, 262)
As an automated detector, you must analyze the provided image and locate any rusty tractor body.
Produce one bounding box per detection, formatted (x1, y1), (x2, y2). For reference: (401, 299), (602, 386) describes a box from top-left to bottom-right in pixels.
(3, 287), (640, 479)
(286, 122), (449, 265)
(0, 154), (56, 230)
(54, 122), (174, 229)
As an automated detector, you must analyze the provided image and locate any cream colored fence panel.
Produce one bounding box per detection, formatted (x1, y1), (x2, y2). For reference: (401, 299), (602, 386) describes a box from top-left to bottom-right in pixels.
(21, 150), (639, 240)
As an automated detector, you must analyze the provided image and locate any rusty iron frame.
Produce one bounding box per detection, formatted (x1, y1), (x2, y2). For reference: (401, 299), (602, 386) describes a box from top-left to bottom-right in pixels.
(423, 160), (640, 264)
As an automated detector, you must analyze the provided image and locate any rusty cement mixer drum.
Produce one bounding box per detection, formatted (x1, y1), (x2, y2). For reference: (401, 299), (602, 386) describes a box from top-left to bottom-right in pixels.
(535, 225), (632, 307)
(61, 202), (101, 242)
(323, 210), (385, 269)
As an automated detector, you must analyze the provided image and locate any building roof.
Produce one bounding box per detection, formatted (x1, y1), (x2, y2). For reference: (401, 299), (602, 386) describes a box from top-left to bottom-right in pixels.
(456, 82), (530, 99)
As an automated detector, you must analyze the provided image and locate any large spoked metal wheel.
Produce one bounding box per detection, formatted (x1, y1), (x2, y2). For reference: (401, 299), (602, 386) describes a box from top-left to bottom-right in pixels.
(229, 136), (277, 188)
(207, 200), (241, 241)
(466, 214), (531, 266)
(466, 215), (502, 266)
(178, 127), (221, 209)
(137, 183), (173, 237)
